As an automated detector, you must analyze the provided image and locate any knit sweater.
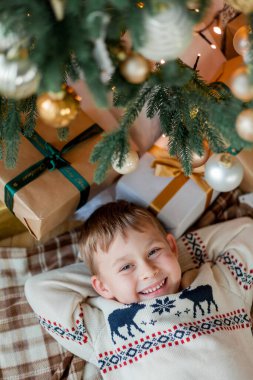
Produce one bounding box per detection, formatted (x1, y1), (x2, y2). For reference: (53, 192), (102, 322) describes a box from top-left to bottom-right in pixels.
(25, 217), (253, 380)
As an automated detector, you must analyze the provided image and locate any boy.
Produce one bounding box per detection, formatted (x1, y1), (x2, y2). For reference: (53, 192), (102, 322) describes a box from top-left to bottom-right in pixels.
(25, 201), (253, 380)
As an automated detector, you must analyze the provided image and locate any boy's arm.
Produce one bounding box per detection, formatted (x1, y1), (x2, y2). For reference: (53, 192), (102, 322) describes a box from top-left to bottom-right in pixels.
(25, 262), (102, 365)
(178, 217), (253, 304)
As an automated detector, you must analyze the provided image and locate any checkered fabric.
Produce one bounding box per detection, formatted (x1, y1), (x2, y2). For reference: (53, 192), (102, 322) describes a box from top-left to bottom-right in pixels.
(0, 228), (85, 380)
(1, 188), (252, 379)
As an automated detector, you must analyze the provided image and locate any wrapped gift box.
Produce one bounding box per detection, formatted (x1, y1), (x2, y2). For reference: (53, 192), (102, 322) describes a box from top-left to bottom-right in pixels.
(213, 55), (243, 85)
(0, 111), (118, 240)
(0, 201), (27, 240)
(223, 13), (247, 59)
(116, 137), (219, 238)
(237, 149), (253, 192)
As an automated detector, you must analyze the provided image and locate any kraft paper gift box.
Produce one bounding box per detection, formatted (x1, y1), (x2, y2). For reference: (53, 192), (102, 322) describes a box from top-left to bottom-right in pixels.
(116, 137), (219, 238)
(237, 149), (253, 192)
(0, 111), (118, 240)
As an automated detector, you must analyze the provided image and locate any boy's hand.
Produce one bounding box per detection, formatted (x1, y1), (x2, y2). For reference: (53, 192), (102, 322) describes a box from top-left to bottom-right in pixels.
(180, 269), (199, 290)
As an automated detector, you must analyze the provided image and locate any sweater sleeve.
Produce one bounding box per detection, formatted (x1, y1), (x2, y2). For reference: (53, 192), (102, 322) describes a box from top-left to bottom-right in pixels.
(178, 217), (253, 306)
(24, 262), (103, 365)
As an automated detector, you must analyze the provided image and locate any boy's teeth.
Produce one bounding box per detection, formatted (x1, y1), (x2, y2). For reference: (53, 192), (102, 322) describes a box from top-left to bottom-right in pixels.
(141, 279), (165, 294)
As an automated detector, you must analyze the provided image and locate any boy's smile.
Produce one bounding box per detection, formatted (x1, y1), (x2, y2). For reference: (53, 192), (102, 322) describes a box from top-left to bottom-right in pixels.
(91, 223), (182, 304)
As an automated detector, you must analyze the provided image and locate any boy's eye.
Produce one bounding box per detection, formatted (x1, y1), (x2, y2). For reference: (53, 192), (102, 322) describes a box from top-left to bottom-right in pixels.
(119, 264), (133, 272)
(148, 248), (160, 258)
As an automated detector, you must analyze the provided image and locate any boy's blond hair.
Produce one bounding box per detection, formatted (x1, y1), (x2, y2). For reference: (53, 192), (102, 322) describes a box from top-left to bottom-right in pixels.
(79, 200), (166, 274)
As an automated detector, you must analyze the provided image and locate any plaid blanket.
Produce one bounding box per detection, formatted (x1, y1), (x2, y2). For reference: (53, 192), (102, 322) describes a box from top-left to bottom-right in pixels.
(0, 229), (86, 380)
(1, 189), (252, 380)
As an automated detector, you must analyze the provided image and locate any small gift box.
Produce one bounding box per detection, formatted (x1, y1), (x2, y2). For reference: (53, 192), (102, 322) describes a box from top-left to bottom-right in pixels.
(237, 149), (253, 192)
(0, 201), (27, 240)
(116, 137), (219, 238)
(0, 111), (118, 240)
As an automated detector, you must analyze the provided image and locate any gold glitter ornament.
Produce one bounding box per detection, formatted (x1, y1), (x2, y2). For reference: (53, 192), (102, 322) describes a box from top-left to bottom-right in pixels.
(225, 0), (253, 14)
(36, 85), (81, 128)
(190, 107), (199, 119)
(120, 52), (150, 84)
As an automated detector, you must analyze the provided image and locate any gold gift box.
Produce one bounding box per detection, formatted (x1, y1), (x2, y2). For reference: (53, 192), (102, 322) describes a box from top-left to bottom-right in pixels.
(0, 111), (118, 240)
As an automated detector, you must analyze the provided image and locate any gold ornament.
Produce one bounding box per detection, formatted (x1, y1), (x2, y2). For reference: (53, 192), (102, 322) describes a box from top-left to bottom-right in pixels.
(230, 66), (253, 102)
(191, 140), (210, 168)
(112, 150), (139, 174)
(225, 0), (253, 14)
(235, 108), (253, 142)
(120, 52), (150, 84)
(36, 85), (81, 128)
(233, 26), (250, 56)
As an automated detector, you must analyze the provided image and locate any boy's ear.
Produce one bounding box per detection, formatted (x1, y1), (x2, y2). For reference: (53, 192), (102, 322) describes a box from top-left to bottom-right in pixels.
(91, 275), (114, 299)
(166, 233), (178, 257)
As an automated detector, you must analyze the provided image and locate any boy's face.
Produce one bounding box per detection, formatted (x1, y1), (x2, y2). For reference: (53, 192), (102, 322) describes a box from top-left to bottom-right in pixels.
(91, 223), (181, 304)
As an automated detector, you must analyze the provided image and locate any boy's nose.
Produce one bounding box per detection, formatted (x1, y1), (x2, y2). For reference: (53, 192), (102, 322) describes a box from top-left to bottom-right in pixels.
(140, 263), (159, 280)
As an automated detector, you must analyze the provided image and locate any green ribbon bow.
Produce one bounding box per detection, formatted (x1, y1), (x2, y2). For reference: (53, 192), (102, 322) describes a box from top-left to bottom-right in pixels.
(4, 123), (103, 213)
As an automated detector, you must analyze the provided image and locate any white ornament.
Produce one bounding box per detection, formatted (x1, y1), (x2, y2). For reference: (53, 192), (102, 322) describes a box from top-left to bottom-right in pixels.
(233, 26), (250, 57)
(137, 5), (194, 61)
(112, 151), (139, 174)
(0, 54), (40, 99)
(204, 153), (244, 192)
(235, 109), (253, 142)
(230, 66), (253, 102)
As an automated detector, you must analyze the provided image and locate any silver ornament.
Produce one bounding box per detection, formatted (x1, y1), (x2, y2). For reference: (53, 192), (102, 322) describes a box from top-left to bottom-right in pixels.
(112, 151), (139, 174)
(204, 153), (244, 192)
(0, 54), (40, 99)
(235, 109), (253, 142)
(137, 5), (194, 62)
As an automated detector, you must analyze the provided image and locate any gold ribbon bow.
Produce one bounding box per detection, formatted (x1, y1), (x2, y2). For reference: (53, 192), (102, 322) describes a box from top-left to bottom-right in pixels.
(148, 145), (213, 215)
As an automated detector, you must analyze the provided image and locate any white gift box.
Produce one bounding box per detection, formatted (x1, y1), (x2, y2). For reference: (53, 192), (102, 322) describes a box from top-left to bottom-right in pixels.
(116, 145), (219, 238)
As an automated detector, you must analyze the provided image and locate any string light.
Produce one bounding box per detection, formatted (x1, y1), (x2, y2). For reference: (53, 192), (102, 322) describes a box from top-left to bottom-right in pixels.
(195, 4), (229, 37)
(160, 59), (165, 64)
(198, 31), (216, 49)
(193, 53), (201, 70)
(213, 17), (222, 35)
